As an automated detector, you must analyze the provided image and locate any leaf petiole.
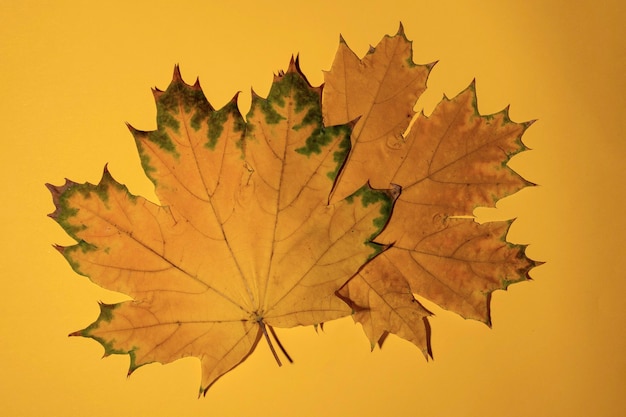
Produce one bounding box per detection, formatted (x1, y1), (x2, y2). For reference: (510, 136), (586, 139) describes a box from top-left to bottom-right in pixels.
(268, 325), (293, 364)
(258, 320), (293, 366)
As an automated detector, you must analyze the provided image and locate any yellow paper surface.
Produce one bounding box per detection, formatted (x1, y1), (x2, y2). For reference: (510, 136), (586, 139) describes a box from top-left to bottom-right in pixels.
(1, 1), (624, 416)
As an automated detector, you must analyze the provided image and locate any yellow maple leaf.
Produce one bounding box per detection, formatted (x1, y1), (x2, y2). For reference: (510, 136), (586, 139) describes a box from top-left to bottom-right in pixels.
(48, 59), (393, 394)
(329, 27), (538, 349)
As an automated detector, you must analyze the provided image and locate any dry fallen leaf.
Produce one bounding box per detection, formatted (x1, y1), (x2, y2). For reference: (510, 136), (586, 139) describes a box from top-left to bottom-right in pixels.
(48, 26), (538, 394)
(48, 59), (392, 393)
(328, 26), (537, 350)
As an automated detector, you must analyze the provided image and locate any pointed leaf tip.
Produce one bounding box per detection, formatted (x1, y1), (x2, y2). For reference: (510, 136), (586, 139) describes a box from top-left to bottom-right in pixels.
(426, 60), (439, 71)
(151, 87), (164, 100)
(287, 54), (298, 73)
(377, 332), (389, 348)
(172, 64), (183, 82)
(45, 182), (61, 202)
(285, 54), (306, 79)
(229, 90), (242, 105)
(397, 22), (405, 36)
(101, 163), (112, 180)
(125, 122), (141, 135)
(46, 179), (76, 198)
(46, 179), (79, 219)
(294, 54), (301, 71)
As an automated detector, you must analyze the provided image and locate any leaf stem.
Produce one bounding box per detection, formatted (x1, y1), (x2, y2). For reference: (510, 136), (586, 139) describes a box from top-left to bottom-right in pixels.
(258, 320), (294, 366)
(268, 325), (293, 364)
(259, 320), (282, 366)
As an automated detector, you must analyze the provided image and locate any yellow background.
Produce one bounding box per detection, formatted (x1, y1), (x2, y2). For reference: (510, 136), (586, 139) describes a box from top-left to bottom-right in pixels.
(1, 1), (624, 416)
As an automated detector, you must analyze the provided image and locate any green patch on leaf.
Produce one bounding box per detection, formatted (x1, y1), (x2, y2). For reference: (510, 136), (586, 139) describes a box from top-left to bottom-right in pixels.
(345, 185), (395, 257)
(355, 186), (394, 230)
(80, 304), (136, 358)
(294, 124), (351, 182)
(157, 79), (211, 128)
(63, 241), (97, 276)
(206, 108), (228, 149)
(289, 74), (320, 114)
(147, 130), (178, 155)
(206, 100), (244, 150)
(294, 128), (330, 155)
(328, 127), (351, 180)
(156, 108), (181, 133)
(137, 149), (157, 182)
(53, 203), (82, 237)
(95, 302), (118, 324)
(251, 94), (285, 125)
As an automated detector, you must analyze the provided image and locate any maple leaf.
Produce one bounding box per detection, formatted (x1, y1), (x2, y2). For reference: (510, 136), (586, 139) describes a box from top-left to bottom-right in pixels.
(48, 26), (539, 393)
(48, 60), (393, 393)
(328, 26), (538, 351)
